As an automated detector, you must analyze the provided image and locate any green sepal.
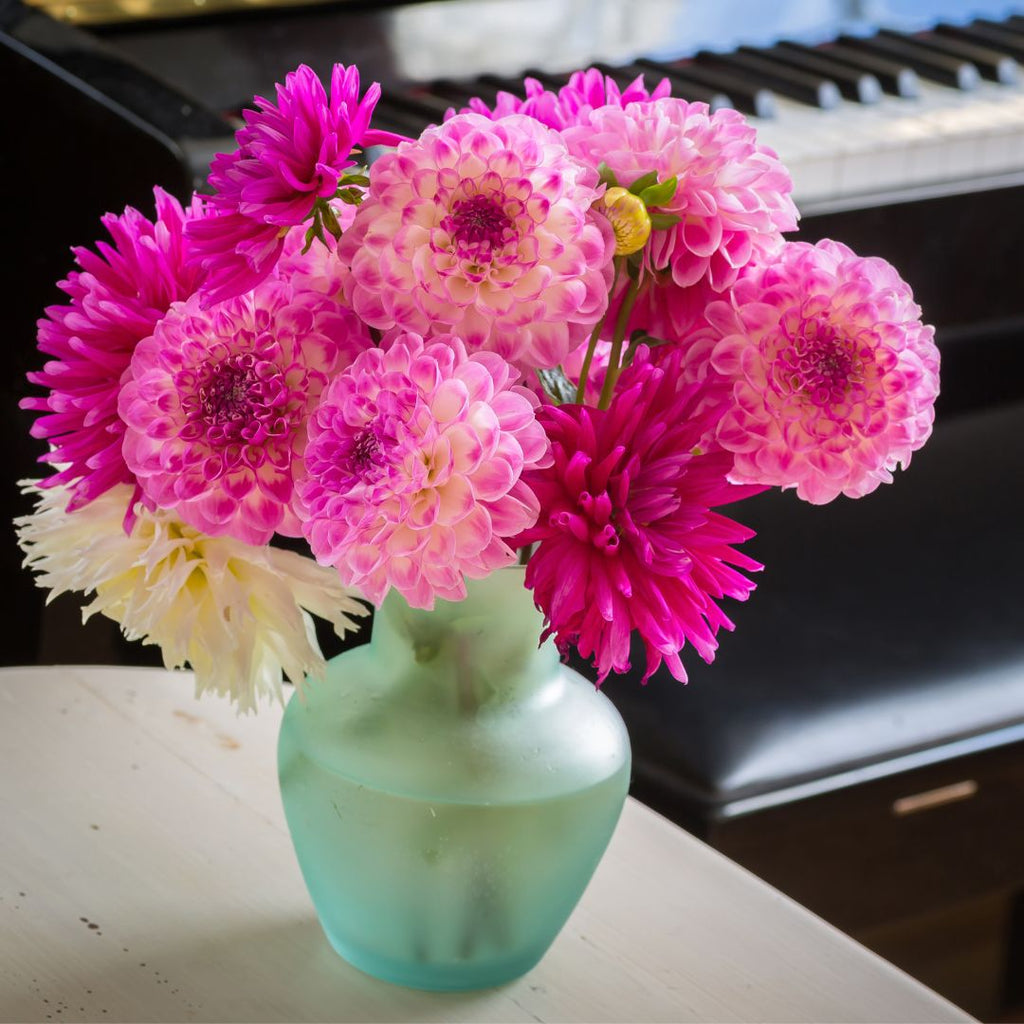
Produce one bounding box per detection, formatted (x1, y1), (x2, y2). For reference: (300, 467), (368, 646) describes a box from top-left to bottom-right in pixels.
(336, 187), (364, 206)
(624, 330), (673, 366)
(597, 162), (620, 189)
(536, 366), (577, 406)
(639, 175), (678, 208)
(319, 201), (343, 239)
(649, 211), (683, 230)
(626, 170), (659, 195)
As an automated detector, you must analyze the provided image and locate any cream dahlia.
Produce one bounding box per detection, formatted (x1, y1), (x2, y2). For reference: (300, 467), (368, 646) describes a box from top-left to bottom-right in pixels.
(16, 482), (367, 711)
(298, 333), (551, 608)
(707, 239), (940, 504)
(120, 271), (370, 545)
(339, 112), (615, 370)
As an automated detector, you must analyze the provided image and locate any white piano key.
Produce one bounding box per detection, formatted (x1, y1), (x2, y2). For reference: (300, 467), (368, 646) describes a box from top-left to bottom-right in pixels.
(747, 76), (1024, 209)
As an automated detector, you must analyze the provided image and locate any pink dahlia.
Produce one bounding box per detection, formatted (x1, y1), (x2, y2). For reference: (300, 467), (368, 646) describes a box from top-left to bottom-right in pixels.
(563, 99), (797, 297)
(339, 112), (615, 370)
(297, 333), (551, 608)
(119, 273), (370, 545)
(516, 348), (763, 684)
(448, 67), (671, 130)
(707, 239), (940, 504)
(23, 188), (205, 513)
(187, 64), (400, 306)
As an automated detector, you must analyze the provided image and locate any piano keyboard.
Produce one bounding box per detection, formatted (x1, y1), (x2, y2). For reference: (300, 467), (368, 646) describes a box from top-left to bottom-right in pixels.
(372, 15), (1024, 215)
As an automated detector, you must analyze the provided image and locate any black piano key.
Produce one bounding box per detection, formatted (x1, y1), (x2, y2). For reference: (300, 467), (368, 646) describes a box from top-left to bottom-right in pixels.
(878, 28), (1018, 84)
(695, 49), (841, 108)
(1007, 15), (1024, 34)
(934, 22), (1024, 63)
(743, 44), (881, 104)
(837, 33), (980, 90)
(428, 78), (501, 113)
(783, 40), (920, 97)
(594, 61), (731, 111)
(636, 58), (775, 118)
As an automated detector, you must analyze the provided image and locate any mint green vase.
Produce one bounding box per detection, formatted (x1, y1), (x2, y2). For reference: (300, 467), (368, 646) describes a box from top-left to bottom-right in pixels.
(277, 566), (631, 991)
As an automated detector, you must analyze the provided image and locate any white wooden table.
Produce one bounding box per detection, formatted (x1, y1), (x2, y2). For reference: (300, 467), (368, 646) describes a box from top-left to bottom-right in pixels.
(0, 665), (972, 1023)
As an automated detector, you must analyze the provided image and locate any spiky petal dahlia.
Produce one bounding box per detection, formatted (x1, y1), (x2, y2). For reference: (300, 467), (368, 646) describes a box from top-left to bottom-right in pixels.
(448, 67), (671, 130)
(298, 333), (551, 608)
(707, 240), (940, 504)
(16, 482), (367, 712)
(563, 99), (797, 312)
(516, 349), (763, 684)
(339, 113), (615, 370)
(187, 64), (399, 306)
(23, 188), (205, 513)
(119, 273), (370, 545)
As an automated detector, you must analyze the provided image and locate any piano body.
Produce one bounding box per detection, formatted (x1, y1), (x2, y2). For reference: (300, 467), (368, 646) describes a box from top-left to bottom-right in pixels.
(3, 0), (1024, 1015)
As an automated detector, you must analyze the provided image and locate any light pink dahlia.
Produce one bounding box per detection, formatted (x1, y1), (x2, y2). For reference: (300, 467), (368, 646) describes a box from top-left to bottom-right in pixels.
(516, 348), (763, 684)
(187, 64), (400, 306)
(707, 239), (940, 504)
(297, 333), (551, 608)
(339, 113), (615, 370)
(119, 276), (370, 545)
(563, 99), (797, 296)
(448, 67), (671, 130)
(23, 188), (205, 514)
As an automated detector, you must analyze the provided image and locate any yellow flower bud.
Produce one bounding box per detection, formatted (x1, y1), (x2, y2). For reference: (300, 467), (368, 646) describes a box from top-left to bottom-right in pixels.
(602, 186), (652, 256)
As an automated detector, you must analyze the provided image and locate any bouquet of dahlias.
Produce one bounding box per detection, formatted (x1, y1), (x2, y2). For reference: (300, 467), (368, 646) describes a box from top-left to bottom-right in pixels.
(16, 64), (940, 711)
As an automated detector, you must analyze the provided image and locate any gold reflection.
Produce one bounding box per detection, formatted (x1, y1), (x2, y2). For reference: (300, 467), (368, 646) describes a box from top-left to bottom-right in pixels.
(23, 0), (345, 26)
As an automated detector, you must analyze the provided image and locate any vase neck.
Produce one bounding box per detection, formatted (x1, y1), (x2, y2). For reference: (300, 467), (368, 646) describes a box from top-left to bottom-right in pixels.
(371, 568), (558, 710)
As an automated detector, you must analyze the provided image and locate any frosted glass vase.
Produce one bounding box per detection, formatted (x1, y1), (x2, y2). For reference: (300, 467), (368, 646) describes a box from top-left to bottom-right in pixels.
(277, 566), (631, 991)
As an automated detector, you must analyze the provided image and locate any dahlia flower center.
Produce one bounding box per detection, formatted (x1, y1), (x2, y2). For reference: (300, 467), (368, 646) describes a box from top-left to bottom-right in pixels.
(780, 319), (866, 406)
(186, 352), (290, 446)
(552, 489), (620, 555)
(448, 194), (516, 264)
(347, 426), (383, 475)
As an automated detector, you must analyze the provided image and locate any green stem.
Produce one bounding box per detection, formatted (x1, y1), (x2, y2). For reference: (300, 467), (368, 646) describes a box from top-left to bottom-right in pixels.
(574, 259), (622, 404)
(597, 276), (641, 410)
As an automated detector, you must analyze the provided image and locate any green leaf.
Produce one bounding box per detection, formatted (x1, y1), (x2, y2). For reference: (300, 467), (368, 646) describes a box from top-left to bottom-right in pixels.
(627, 170), (659, 195)
(649, 211), (683, 230)
(639, 175), (678, 208)
(536, 366), (577, 406)
(336, 188), (364, 205)
(597, 162), (620, 188)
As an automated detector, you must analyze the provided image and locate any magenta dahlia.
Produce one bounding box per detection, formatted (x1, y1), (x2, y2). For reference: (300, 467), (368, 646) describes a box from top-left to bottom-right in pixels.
(23, 188), (205, 514)
(339, 112), (615, 370)
(119, 272), (370, 545)
(707, 240), (940, 504)
(516, 348), (763, 684)
(563, 98), (797, 300)
(448, 67), (671, 130)
(187, 64), (399, 306)
(297, 333), (551, 608)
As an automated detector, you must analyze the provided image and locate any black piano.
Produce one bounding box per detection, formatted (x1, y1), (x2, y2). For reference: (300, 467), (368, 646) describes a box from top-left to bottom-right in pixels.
(4, 0), (1024, 1015)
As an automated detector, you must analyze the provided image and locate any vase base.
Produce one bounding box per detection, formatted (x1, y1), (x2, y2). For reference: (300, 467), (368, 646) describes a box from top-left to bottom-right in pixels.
(322, 927), (546, 991)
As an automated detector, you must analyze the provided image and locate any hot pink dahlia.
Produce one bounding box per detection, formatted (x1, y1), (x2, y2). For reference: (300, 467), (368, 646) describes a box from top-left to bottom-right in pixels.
(448, 67), (671, 130)
(23, 188), (205, 513)
(297, 333), (551, 608)
(516, 348), (763, 684)
(119, 275), (370, 545)
(707, 239), (940, 504)
(339, 112), (615, 370)
(563, 99), (797, 296)
(187, 64), (400, 306)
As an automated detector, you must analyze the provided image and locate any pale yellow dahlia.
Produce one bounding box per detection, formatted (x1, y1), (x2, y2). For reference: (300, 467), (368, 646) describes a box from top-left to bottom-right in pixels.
(16, 482), (368, 711)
